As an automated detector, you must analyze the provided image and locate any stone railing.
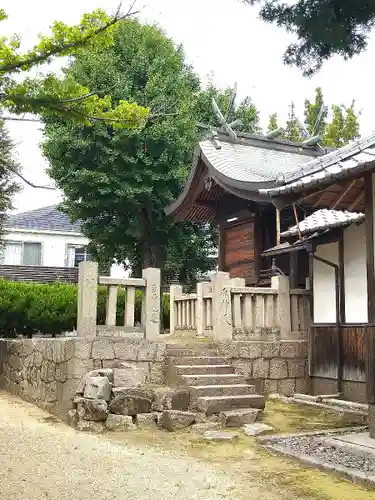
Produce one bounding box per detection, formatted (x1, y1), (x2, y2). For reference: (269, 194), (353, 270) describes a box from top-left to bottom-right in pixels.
(77, 262), (161, 339)
(170, 272), (311, 341)
(170, 282), (212, 336)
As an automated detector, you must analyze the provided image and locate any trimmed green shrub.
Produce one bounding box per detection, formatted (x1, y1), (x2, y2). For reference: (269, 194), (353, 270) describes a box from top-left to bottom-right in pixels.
(0, 279), (170, 337)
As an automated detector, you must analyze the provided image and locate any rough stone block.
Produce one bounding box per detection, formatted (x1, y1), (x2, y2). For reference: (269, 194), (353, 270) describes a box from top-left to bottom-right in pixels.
(262, 342), (280, 358)
(203, 430), (239, 442)
(76, 368), (114, 395)
(55, 363), (68, 383)
(147, 362), (165, 385)
(252, 359), (269, 378)
(73, 339), (93, 360)
(84, 376), (112, 401)
(44, 381), (57, 403)
(219, 409), (261, 427)
(67, 357), (94, 379)
(112, 387), (156, 402)
(264, 379), (278, 394)
(106, 414), (136, 431)
(33, 351), (43, 368)
(232, 360), (252, 379)
(113, 363), (148, 387)
(237, 342), (263, 359)
(77, 420), (106, 433)
(280, 340), (307, 358)
(136, 413), (157, 429)
(269, 358), (288, 379)
(92, 340), (115, 360)
(278, 378), (296, 396)
(157, 388), (190, 411)
(113, 341), (139, 360)
(77, 398), (108, 421)
(161, 410), (196, 431)
(67, 409), (78, 429)
(287, 359), (306, 378)
(109, 394), (152, 416)
(243, 423), (274, 436)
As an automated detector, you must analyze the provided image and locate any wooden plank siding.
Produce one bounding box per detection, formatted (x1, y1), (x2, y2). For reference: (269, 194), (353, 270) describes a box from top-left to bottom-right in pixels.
(0, 265), (79, 284)
(222, 218), (258, 285)
(310, 325), (366, 383)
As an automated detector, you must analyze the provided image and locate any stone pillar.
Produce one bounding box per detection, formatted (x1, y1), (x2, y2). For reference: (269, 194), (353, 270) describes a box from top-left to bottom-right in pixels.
(196, 282), (205, 336)
(211, 271), (233, 341)
(142, 268), (161, 339)
(77, 261), (98, 337)
(106, 285), (118, 326)
(169, 284), (182, 335)
(272, 275), (291, 339)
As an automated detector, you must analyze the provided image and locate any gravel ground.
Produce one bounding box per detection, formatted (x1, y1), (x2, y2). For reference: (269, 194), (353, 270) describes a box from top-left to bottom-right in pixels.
(270, 434), (375, 475)
(0, 392), (237, 500)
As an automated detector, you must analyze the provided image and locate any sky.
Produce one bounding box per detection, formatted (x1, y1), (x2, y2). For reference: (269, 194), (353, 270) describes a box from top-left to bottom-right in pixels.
(4, 0), (375, 212)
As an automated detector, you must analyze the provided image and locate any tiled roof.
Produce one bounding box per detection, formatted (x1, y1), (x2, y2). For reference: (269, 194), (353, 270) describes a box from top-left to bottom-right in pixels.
(5, 205), (82, 233)
(281, 209), (364, 238)
(260, 132), (375, 196)
(200, 138), (315, 186)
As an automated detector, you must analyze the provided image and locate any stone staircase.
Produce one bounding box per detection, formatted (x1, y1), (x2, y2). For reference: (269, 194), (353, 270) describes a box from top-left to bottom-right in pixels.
(166, 344), (265, 426)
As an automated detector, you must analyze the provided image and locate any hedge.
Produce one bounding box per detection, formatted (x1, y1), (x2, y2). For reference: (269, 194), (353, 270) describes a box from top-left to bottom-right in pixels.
(0, 279), (170, 337)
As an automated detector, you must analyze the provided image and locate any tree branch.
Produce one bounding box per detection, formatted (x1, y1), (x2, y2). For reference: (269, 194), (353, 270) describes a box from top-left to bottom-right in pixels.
(0, 1), (139, 73)
(6, 164), (56, 190)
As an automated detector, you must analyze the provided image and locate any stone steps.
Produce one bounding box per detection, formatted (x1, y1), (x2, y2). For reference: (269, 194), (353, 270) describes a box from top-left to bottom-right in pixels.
(180, 373), (247, 386)
(189, 384), (256, 397)
(197, 394), (265, 414)
(170, 356), (229, 366)
(175, 364), (234, 375)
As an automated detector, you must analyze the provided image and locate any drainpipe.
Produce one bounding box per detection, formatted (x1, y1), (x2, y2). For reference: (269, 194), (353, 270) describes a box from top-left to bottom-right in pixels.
(310, 253), (342, 394)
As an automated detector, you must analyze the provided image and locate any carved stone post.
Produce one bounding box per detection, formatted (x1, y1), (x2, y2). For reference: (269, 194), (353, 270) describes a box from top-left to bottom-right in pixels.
(77, 261), (98, 337)
(142, 268), (161, 339)
(169, 284), (182, 335)
(211, 271), (233, 341)
(272, 275), (291, 338)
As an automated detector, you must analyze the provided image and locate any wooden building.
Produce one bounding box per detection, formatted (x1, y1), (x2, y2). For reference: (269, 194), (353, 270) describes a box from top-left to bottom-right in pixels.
(165, 131), (323, 285)
(260, 131), (375, 436)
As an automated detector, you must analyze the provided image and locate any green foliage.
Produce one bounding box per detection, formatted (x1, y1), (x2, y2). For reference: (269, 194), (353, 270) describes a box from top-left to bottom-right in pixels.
(283, 103), (301, 142)
(0, 8), (148, 127)
(0, 280), (170, 337)
(195, 83), (260, 133)
(243, 0), (375, 75)
(42, 19), (223, 287)
(278, 87), (360, 147)
(267, 113), (278, 132)
(0, 117), (20, 223)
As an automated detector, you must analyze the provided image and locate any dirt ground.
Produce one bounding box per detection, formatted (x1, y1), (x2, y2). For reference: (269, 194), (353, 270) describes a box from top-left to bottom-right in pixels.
(0, 391), (373, 500)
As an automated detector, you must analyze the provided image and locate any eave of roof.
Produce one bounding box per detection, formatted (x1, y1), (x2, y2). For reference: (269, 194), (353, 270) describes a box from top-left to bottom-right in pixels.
(280, 209), (365, 238)
(260, 132), (375, 198)
(165, 132), (322, 218)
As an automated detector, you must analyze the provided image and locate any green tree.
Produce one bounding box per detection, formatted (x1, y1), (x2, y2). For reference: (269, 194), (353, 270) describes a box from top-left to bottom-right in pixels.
(0, 6), (148, 127)
(304, 87), (327, 138)
(42, 19), (214, 288)
(325, 102), (360, 148)
(283, 102), (301, 142)
(195, 83), (260, 134)
(267, 112), (279, 132)
(0, 117), (20, 237)
(242, 0), (375, 76)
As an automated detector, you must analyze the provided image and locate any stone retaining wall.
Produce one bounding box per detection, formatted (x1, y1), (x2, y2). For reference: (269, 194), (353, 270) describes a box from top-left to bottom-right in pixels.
(0, 338), (166, 420)
(216, 340), (308, 396)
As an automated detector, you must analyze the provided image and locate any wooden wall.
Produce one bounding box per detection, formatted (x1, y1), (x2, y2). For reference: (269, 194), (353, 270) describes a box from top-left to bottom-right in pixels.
(220, 218), (259, 285)
(310, 325), (366, 383)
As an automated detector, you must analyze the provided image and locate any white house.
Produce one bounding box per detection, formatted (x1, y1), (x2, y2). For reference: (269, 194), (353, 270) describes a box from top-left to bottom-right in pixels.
(0, 205), (127, 279)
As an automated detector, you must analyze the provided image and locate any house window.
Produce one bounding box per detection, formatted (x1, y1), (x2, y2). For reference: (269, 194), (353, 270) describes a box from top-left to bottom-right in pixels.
(0, 241), (42, 266)
(66, 245), (92, 267)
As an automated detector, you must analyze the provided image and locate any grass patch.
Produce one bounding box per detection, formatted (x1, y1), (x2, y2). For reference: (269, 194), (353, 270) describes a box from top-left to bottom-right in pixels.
(108, 399), (373, 500)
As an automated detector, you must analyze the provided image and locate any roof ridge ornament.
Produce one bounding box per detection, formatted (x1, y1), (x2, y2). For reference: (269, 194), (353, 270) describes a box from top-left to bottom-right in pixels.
(197, 83), (243, 147)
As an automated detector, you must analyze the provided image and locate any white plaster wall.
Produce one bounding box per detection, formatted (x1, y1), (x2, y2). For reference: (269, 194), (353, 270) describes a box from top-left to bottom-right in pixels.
(3, 231), (89, 267)
(344, 223), (368, 323)
(313, 242), (339, 323)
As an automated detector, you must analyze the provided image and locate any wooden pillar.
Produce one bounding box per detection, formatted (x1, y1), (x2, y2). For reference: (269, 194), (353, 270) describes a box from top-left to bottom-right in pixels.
(218, 223), (225, 271)
(338, 231), (346, 324)
(364, 171), (375, 437)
